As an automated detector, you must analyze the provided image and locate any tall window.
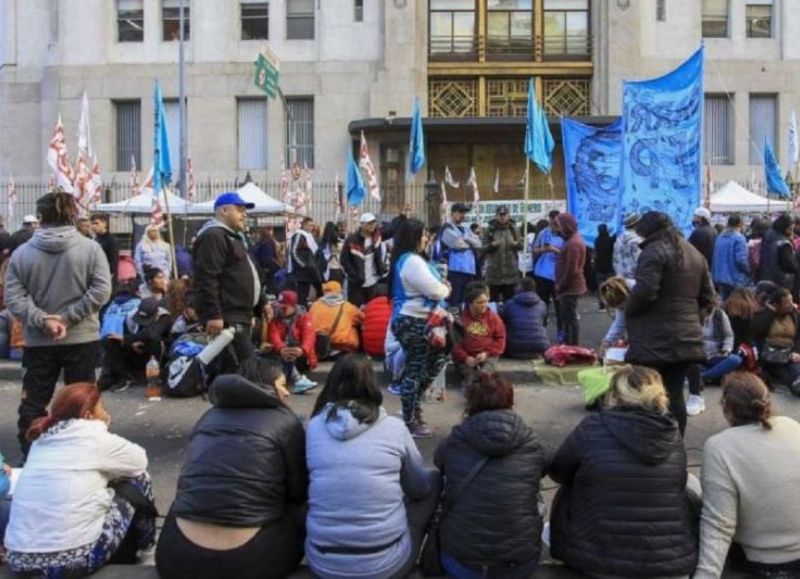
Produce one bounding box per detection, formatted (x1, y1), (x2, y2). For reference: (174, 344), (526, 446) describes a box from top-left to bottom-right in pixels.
(704, 94), (733, 165)
(656, 0), (666, 22)
(750, 94), (777, 164)
(487, 0), (533, 57)
(238, 99), (268, 170)
(355, 0), (364, 22)
(163, 0), (190, 41)
(746, 2), (772, 38)
(285, 97), (314, 168)
(163, 100), (182, 172)
(287, 0), (314, 40)
(543, 0), (590, 57)
(115, 101), (141, 171)
(429, 0), (476, 57)
(241, 1), (269, 40)
(117, 0), (144, 42)
(702, 0), (728, 38)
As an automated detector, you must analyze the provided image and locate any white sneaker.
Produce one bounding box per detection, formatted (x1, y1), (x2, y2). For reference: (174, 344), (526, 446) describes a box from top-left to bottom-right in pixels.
(291, 375), (318, 394)
(686, 394), (706, 416)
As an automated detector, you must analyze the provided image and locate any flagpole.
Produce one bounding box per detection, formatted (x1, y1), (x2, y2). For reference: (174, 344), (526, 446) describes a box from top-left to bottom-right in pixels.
(523, 157), (530, 243)
(162, 185), (179, 279)
(178, 0), (187, 200)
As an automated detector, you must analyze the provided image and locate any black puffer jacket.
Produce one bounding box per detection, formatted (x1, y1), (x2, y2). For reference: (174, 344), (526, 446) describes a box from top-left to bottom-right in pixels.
(626, 230), (714, 365)
(434, 409), (547, 570)
(550, 407), (697, 577)
(171, 374), (308, 527)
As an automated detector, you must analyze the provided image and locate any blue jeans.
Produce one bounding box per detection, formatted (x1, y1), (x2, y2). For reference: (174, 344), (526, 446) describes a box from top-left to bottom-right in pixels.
(441, 552), (538, 579)
(702, 354), (743, 381)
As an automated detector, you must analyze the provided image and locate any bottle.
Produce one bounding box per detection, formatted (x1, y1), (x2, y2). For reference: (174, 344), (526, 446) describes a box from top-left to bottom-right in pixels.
(145, 356), (162, 401)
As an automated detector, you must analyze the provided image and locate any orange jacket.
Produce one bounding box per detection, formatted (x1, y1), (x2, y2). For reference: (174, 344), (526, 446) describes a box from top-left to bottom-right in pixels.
(309, 298), (364, 352)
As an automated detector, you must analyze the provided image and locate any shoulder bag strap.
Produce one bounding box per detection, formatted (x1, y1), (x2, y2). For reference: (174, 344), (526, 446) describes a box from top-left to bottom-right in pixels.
(444, 457), (489, 510)
(329, 304), (346, 335)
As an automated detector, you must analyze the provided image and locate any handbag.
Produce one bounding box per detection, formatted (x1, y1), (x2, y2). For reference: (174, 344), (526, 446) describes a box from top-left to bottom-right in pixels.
(761, 343), (792, 365)
(315, 304), (346, 360)
(419, 457), (489, 577)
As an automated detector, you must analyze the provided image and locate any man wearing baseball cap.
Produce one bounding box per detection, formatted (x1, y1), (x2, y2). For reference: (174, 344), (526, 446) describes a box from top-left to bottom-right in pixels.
(689, 206), (716, 268)
(439, 202), (481, 306)
(264, 290), (318, 393)
(10, 215), (38, 253)
(193, 192), (260, 372)
(341, 212), (385, 307)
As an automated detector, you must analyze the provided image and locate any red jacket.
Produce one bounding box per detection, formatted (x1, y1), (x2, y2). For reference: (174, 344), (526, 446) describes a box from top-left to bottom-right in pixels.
(555, 213), (588, 297)
(267, 313), (318, 369)
(362, 296), (391, 357)
(452, 307), (506, 362)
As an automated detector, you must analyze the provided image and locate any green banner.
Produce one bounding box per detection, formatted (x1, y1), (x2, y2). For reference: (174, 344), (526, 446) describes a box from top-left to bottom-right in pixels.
(254, 54), (279, 98)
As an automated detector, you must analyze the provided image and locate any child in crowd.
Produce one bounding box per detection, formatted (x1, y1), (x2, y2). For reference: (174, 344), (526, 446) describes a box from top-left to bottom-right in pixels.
(598, 277), (632, 357)
(265, 290), (318, 394)
(385, 325), (405, 396)
(452, 282), (506, 390)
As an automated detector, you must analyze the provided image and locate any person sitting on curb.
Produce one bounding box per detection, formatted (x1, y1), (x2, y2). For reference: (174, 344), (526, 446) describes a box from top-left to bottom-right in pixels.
(139, 266), (168, 301)
(452, 282), (506, 391)
(157, 356), (307, 579)
(308, 281), (364, 357)
(362, 283), (392, 358)
(98, 297), (172, 391)
(4, 384), (156, 577)
(265, 290), (318, 394)
(501, 277), (548, 359)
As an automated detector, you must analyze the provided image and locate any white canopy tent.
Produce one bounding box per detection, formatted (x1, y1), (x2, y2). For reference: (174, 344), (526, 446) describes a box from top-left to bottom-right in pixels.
(710, 181), (778, 213)
(95, 189), (190, 214)
(188, 182), (286, 215)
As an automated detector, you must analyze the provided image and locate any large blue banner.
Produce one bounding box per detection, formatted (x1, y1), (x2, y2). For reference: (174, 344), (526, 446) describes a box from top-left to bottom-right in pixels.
(562, 117), (623, 248)
(620, 47), (704, 234)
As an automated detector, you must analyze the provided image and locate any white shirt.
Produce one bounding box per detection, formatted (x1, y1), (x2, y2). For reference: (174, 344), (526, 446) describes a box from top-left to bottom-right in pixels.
(5, 419), (147, 553)
(363, 237), (379, 288)
(397, 254), (450, 319)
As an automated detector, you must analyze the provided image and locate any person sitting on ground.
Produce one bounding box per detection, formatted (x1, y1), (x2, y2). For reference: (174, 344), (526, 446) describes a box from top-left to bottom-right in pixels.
(598, 276), (633, 359)
(305, 354), (441, 579)
(694, 372), (800, 579)
(501, 277), (548, 359)
(139, 266), (168, 301)
(435, 372), (548, 578)
(99, 279), (142, 340)
(4, 384), (155, 577)
(549, 365), (698, 578)
(308, 281), (364, 356)
(156, 356), (307, 579)
(452, 282), (506, 390)
(98, 297), (172, 391)
(265, 290), (318, 394)
(751, 284), (800, 395)
(134, 224), (172, 280)
(170, 291), (201, 339)
(723, 288), (759, 352)
(686, 302), (742, 417)
(362, 283), (392, 358)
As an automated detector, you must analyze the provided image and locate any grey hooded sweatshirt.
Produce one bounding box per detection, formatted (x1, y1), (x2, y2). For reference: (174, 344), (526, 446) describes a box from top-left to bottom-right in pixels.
(5, 225), (112, 347)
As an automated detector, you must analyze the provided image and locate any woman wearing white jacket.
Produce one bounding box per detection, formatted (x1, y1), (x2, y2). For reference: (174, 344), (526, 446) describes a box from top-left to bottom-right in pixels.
(4, 383), (155, 577)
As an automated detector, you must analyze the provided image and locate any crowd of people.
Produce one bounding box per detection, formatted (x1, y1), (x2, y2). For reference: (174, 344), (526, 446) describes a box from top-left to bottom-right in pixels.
(0, 190), (800, 578)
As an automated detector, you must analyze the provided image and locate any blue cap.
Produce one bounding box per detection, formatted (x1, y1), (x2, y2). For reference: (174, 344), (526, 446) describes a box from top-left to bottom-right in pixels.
(214, 192), (255, 210)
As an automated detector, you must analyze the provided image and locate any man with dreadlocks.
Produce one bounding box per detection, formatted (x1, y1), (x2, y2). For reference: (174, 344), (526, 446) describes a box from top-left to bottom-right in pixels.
(4, 192), (112, 457)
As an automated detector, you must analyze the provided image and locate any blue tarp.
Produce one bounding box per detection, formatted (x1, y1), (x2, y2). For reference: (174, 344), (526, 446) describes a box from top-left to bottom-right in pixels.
(562, 117), (623, 248)
(620, 46), (704, 235)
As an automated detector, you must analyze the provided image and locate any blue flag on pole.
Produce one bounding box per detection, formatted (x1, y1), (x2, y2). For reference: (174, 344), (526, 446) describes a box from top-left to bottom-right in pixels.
(408, 97), (426, 175)
(524, 78), (555, 173)
(764, 141), (790, 198)
(562, 117), (623, 247)
(153, 80), (173, 195)
(620, 46), (704, 235)
(347, 145), (366, 206)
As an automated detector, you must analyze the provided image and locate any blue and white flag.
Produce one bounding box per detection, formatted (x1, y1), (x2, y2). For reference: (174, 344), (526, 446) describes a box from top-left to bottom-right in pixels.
(347, 145), (366, 206)
(524, 78), (554, 173)
(620, 46), (704, 234)
(152, 80), (173, 196)
(562, 117), (623, 247)
(765, 141), (790, 198)
(408, 97), (426, 175)
(789, 109), (798, 168)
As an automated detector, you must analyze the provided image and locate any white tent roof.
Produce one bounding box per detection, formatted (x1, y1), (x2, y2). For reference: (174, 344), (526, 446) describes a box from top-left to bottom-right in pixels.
(188, 182), (286, 215)
(710, 181), (776, 213)
(96, 189), (190, 214)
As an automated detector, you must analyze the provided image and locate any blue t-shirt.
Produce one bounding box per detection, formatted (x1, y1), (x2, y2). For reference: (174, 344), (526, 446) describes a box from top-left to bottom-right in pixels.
(533, 227), (564, 282)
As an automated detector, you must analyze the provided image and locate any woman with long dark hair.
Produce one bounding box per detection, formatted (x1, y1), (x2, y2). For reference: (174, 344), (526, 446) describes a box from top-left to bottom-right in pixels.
(387, 219), (450, 438)
(305, 354), (440, 579)
(320, 221), (345, 284)
(625, 211), (715, 435)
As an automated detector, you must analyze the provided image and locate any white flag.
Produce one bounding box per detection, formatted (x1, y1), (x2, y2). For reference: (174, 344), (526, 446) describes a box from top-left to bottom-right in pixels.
(359, 131), (380, 202)
(77, 90), (93, 159)
(493, 168), (500, 194)
(186, 157), (196, 201)
(47, 115), (76, 193)
(467, 167), (479, 204)
(789, 109), (799, 168)
(86, 157), (103, 207)
(6, 176), (16, 219)
(444, 166), (460, 188)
